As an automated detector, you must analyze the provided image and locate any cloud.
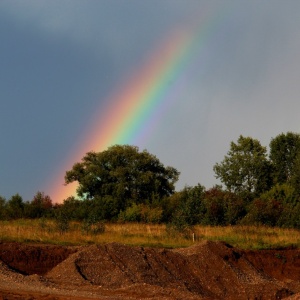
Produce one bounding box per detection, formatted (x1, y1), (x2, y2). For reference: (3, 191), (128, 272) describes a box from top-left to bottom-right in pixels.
(1, 0), (300, 198)
(0, 1), (199, 55)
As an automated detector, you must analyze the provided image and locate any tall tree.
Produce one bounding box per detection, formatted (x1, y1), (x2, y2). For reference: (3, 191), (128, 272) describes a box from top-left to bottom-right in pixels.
(269, 132), (300, 184)
(213, 135), (272, 200)
(65, 145), (179, 213)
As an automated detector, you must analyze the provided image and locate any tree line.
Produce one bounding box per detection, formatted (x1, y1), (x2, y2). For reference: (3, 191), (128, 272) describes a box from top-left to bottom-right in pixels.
(1, 132), (300, 229)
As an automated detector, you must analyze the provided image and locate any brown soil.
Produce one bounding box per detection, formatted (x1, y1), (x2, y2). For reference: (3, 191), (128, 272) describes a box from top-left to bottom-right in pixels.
(0, 241), (300, 299)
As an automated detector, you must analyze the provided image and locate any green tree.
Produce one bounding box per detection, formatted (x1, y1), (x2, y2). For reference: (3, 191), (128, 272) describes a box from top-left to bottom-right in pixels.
(65, 145), (179, 215)
(202, 187), (225, 225)
(213, 135), (272, 201)
(203, 187), (246, 226)
(6, 194), (24, 219)
(278, 202), (300, 229)
(290, 152), (300, 197)
(242, 198), (283, 227)
(257, 183), (299, 228)
(0, 196), (6, 220)
(269, 132), (300, 184)
(170, 184), (206, 228)
(56, 197), (89, 220)
(90, 195), (120, 220)
(26, 191), (53, 218)
(260, 183), (296, 206)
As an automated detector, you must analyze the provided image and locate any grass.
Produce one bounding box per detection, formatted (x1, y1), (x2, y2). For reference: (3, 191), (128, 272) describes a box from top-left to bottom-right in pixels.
(0, 219), (300, 249)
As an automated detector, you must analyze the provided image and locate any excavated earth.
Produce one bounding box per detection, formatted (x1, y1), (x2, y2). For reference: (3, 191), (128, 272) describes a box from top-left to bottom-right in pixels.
(0, 241), (300, 299)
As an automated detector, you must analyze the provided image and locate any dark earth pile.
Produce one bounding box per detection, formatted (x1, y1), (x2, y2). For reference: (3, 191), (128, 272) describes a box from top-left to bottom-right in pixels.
(0, 241), (300, 299)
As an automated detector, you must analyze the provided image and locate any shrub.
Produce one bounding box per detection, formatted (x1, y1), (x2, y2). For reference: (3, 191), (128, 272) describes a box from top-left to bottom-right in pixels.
(170, 184), (206, 227)
(166, 218), (193, 239)
(118, 203), (162, 223)
(82, 217), (106, 235)
(54, 211), (70, 234)
(241, 198), (283, 226)
(260, 183), (296, 205)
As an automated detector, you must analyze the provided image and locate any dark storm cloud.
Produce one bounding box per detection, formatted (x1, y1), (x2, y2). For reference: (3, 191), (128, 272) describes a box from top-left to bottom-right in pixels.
(0, 0), (299, 199)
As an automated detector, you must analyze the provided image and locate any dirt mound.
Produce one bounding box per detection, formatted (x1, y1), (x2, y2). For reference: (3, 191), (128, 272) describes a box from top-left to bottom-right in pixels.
(241, 247), (300, 281)
(1, 241), (300, 299)
(0, 242), (77, 275)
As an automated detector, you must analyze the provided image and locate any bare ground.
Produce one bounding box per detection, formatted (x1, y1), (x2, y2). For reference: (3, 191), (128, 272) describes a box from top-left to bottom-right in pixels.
(0, 241), (300, 299)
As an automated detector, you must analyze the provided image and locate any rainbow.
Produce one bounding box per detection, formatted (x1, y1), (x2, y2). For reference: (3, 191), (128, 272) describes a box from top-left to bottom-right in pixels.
(47, 7), (225, 203)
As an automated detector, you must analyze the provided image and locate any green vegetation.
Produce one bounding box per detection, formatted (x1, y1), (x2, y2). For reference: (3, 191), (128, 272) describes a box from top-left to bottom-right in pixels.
(213, 135), (272, 201)
(1, 132), (300, 246)
(65, 145), (179, 211)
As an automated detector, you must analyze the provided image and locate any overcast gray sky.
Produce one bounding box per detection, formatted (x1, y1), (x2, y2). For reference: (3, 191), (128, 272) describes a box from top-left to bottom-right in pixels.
(1, 0), (300, 202)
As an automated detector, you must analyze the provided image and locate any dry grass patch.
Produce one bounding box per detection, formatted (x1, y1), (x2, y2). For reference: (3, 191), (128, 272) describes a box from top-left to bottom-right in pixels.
(0, 220), (300, 249)
(193, 225), (300, 249)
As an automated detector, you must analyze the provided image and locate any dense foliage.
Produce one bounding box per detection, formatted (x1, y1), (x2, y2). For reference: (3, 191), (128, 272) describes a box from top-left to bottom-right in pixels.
(65, 145), (179, 211)
(1, 132), (300, 230)
(213, 135), (273, 201)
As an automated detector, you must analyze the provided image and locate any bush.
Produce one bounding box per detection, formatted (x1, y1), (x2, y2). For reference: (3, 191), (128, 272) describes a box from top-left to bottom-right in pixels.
(222, 192), (246, 225)
(82, 217), (106, 235)
(241, 198), (283, 226)
(0, 196), (7, 220)
(260, 183), (296, 205)
(278, 203), (300, 228)
(27, 191), (53, 218)
(118, 203), (141, 222)
(54, 211), (70, 234)
(202, 188), (225, 225)
(118, 203), (162, 223)
(166, 219), (193, 239)
(6, 194), (24, 219)
(170, 184), (206, 227)
(201, 187), (246, 226)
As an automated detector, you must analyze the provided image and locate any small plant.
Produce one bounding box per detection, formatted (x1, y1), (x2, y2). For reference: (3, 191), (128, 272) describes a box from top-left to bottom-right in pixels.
(166, 219), (193, 240)
(118, 203), (162, 223)
(54, 212), (70, 234)
(82, 217), (105, 235)
(275, 253), (287, 263)
(38, 217), (47, 231)
(92, 221), (106, 235)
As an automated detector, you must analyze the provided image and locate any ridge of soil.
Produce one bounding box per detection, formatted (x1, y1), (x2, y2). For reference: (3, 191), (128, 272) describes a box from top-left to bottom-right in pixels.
(0, 241), (300, 299)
